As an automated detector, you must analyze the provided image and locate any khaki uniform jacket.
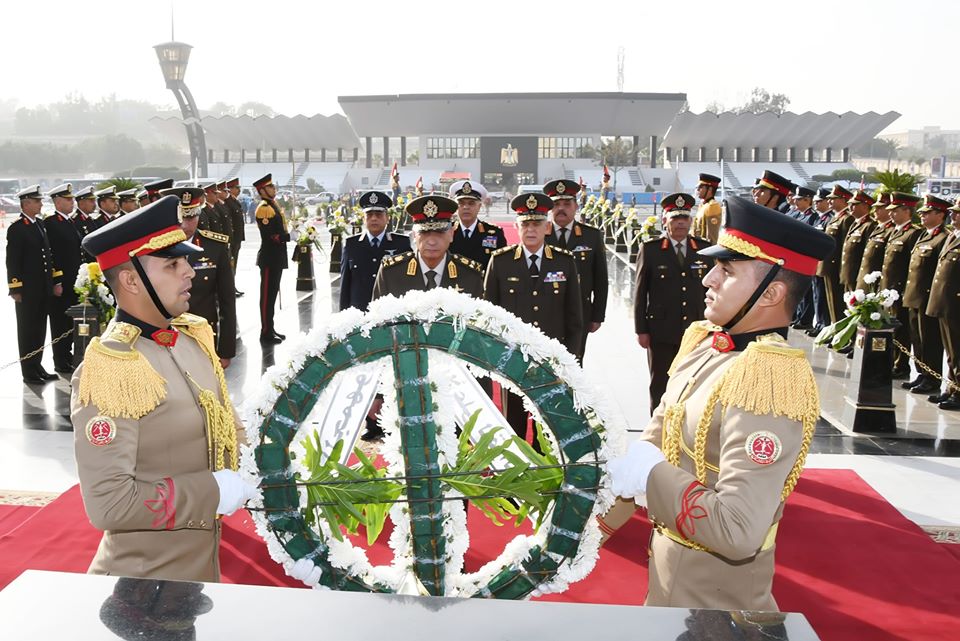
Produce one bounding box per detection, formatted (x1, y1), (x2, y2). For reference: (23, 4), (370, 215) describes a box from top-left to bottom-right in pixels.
(816, 211), (854, 279)
(372, 251), (484, 300)
(903, 224), (949, 310)
(693, 200), (722, 244)
(927, 233), (960, 318)
(639, 326), (814, 610)
(880, 223), (922, 294)
(855, 221), (895, 290)
(839, 216), (877, 291)
(483, 244), (584, 356)
(71, 313), (245, 583)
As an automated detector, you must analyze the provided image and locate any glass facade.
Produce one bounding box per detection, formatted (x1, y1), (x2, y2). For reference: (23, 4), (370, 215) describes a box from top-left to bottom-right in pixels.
(537, 137), (593, 159)
(425, 137), (479, 159)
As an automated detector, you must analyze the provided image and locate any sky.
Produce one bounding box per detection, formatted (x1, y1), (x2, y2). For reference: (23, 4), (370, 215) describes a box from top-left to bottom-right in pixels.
(2, 0), (958, 133)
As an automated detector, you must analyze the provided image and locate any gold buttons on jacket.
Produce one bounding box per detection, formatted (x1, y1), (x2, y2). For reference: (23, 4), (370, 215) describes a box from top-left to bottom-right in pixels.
(533, 306), (539, 311)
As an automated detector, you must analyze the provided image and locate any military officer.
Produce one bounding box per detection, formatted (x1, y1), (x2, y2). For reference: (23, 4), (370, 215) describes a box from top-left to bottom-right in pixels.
(340, 190), (411, 311)
(214, 181), (235, 247)
(693, 173), (723, 243)
(117, 188), (139, 216)
(72, 186), (99, 241)
(855, 192), (894, 290)
(816, 184), (855, 325)
(6, 185), (63, 384)
(789, 186), (818, 330)
(143, 178), (174, 204)
(751, 170), (794, 212)
(927, 198), (960, 409)
(45, 183), (85, 373)
(373, 195), (484, 299)
(806, 188), (834, 336)
(902, 194), (951, 395)
(224, 178), (246, 274)
(881, 192), (923, 379)
(163, 187), (237, 364)
(634, 193), (712, 411)
(839, 190), (877, 293)
(448, 180), (507, 267)
(254, 174), (290, 344)
(137, 190), (150, 208)
(543, 178), (608, 361)
(93, 186), (121, 230)
(605, 195), (835, 610)
(199, 184), (225, 234)
(484, 193), (583, 441)
(73, 195), (257, 582)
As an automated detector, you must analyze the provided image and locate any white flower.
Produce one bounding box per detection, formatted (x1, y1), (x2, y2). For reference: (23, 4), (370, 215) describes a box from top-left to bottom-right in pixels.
(853, 289), (866, 303)
(865, 292), (878, 302)
(870, 312), (881, 321)
(864, 271), (881, 285)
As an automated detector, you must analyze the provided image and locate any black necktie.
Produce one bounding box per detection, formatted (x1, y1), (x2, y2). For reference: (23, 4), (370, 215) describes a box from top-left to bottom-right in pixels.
(371, 236), (379, 248)
(675, 242), (685, 265)
(558, 228), (568, 248)
(529, 254), (540, 278)
(464, 228), (471, 240)
(425, 269), (438, 290)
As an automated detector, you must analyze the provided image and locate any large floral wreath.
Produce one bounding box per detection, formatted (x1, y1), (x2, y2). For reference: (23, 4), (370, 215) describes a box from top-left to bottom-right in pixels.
(239, 289), (623, 598)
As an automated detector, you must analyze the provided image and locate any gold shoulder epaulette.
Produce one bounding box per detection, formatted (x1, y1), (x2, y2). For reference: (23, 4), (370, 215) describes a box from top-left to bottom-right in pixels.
(491, 245), (515, 258)
(552, 246), (573, 256)
(77, 332), (166, 420)
(170, 313), (208, 328)
(383, 250), (413, 267)
(456, 255), (484, 272)
(198, 229), (230, 244)
(255, 202), (274, 220)
(667, 321), (717, 375)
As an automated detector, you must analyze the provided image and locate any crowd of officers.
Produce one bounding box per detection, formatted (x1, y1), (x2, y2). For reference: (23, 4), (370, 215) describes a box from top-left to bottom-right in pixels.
(6, 178), (248, 384)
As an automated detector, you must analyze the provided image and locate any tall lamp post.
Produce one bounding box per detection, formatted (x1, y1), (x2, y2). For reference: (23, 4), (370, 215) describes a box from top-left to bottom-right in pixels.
(154, 40), (208, 178)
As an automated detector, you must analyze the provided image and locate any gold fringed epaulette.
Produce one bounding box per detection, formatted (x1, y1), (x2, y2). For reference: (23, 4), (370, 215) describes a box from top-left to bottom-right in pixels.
(77, 338), (167, 419)
(490, 245), (514, 258)
(667, 321), (715, 375)
(255, 202), (274, 221)
(172, 314), (216, 353)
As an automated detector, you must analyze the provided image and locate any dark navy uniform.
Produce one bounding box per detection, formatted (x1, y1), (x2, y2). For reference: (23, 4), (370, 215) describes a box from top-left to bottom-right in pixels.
(816, 185), (855, 324)
(6, 186), (63, 383)
(224, 177), (246, 270)
(253, 175), (290, 342)
(448, 178), (507, 268)
(91, 187), (121, 231)
(340, 232), (411, 311)
(188, 230), (237, 359)
(44, 184), (85, 371)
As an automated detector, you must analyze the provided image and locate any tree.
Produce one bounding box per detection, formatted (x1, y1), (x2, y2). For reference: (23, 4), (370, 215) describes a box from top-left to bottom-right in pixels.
(595, 137), (636, 168)
(83, 134), (146, 172)
(306, 178), (326, 193)
(237, 101), (275, 118)
(99, 177), (141, 191)
(736, 88), (790, 115)
(704, 100), (726, 113)
(873, 169), (922, 193)
(208, 102), (236, 116)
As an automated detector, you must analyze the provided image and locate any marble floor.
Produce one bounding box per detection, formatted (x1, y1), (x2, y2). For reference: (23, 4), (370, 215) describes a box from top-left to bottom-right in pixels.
(0, 213), (958, 537)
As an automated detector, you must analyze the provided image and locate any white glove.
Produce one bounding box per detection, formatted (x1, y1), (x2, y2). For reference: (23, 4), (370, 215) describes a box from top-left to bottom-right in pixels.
(286, 558), (323, 588)
(607, 439), (666, 499)
(213, 470), (259, 516)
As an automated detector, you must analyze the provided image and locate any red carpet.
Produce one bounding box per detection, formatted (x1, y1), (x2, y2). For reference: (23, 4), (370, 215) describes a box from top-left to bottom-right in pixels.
(1, 470), (958, 641)
(0, 505), (39, 537)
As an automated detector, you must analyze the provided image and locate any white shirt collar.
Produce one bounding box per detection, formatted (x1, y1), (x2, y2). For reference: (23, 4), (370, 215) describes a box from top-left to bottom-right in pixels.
(418, 254), (446, 284)
(461, 220), (478, 234)
(366, 230), (386, 244)
(522, 244), (544, 260)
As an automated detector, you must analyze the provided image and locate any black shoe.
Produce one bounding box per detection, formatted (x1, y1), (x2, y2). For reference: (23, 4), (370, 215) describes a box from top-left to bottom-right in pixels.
(54, 363), (75, 374)
(836, 345), (853, 355)
(22, 374), (47, 385)
(37, 369), (58, 381)
(928, 392), (951, 403)
(259, 334), (283, 345)
(939, 398), (960, 411)
(911, 381), (939, 395)
(902, 377), (923, 389)
(235, 290), (245, 298)
(891, 369), (911, 380)
(793, 323), (813, 331)
(272, 331), (286, 341)
(359, 428), (384, 442)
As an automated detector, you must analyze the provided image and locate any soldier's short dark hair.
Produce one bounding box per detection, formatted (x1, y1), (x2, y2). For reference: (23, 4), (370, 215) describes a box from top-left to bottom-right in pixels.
(751, 262), (810, 311)
(103, 261), (133, 290)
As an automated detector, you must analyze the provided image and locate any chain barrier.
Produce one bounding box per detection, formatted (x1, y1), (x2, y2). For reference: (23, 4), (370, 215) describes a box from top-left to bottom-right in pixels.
(0, 328), (74, 373)
(892, 338), (960, 394)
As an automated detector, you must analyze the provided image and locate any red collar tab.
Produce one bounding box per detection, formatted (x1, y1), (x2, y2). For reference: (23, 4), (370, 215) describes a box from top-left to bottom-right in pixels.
(711, 331), (735, 353)
(151, 328), (179, 347)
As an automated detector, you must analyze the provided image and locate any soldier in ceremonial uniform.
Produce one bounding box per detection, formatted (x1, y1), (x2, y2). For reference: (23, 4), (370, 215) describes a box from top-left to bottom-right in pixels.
(93, 186), (121, 230)
(605, 196), (834, 610)
(199, 184), (224, 235)
(839, 190), (877, 294)
(72, 195), (256, 582)
(806, 188), (834, 336)
(143, 178), (174, 204)
(693, 173), (723, 243)
(163, 187), (237, 365)
(881, 192), (923, 379)
(223, 177), (246, 278)
(6, 185), (63, 384)
(855, 192), (894, 290)
(253, 174), (290, 344)
(340, 190), (411, 312)
(543, 178), (608, 361)
(214, 181), (235, 248)
(484, 193), (583, 441)
(634, 193), (712, 411)
(901, 194), (951, 395)
(373, 195), (484, 299)
(789, 186), (818, 330)
(816, 184), (854, 325)
(927, 198), (960, 409)
(73, 186), (99, 241)
(45, 183), (85, 373)
(751, 170), (794, 212)
(137, 190), (150, 208)
(117, 188), (139, 216)
(448, 180), (507, 267)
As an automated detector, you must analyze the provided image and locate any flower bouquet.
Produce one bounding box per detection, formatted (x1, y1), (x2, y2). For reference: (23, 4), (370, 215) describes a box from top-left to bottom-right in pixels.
(815, 271), (899, 350)
(74, 262), (116, 325)
(639, 215), (662, 242)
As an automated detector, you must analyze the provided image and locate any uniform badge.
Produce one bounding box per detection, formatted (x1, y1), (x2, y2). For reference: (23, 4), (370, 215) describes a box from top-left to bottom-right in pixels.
(676, 195), (686, 208)
(745, 431), (782, 465)
(526, 195), (538, 210)
(462, 182), (472, 195)
(711, 332), (734, 353)
(556, 181), (566, 194)
(543, 271), (567, 283)
(423, 200), (438, 217)
(571, 245), (591, 252)
(369, 193), (378, 204)
(482, 236), (499, 248)
(86, 416), (117, 447)
(181, 192), (192, 205)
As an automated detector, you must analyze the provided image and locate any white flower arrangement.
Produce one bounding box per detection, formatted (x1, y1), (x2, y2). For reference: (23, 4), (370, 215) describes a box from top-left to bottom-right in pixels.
(238, 289), (623, 598)
(74, 262), (116, 325)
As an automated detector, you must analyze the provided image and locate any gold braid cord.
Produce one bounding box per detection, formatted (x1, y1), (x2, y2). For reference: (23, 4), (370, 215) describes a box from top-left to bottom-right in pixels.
(691, 337), (819, 500)
(667, 320), (716, 376)
(174, 316), (239, 472)
(77, 339), (166, 420)
(661, 403), (685, 467)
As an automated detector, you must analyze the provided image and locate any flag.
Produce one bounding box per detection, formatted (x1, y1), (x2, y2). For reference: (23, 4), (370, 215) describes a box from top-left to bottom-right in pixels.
(578, 175), (585, 190)
(602, 164), (611, 183)
(415, 176), (423, 196)
(391, 162), (400, 189)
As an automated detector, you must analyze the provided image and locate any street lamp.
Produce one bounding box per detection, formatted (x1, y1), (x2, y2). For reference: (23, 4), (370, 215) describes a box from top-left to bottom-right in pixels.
(154, 40), (208, 178)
